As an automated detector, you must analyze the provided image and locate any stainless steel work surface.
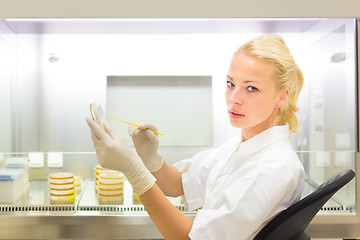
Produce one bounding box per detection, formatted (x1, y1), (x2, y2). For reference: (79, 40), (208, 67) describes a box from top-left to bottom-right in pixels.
(0, 179), (195, 239)
(0, 179), (357, 239)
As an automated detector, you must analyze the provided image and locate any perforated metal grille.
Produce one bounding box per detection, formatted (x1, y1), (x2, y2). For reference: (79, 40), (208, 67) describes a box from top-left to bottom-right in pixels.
(2, 180), (350, 213)
(0, 204), (186, 212)
(0, 205), (75, 212)
(320, 206), (354, 211)
(78, 205), (186, 212)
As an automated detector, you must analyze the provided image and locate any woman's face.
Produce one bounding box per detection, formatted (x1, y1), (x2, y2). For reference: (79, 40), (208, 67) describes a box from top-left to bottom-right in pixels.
(225, 52), (288, 141)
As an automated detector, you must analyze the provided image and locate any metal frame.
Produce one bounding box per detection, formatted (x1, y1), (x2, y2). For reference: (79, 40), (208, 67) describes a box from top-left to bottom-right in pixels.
(1, 18), (360, 239)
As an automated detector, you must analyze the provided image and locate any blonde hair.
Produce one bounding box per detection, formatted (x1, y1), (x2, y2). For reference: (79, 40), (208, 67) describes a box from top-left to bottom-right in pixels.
(235, 35), (304, 135)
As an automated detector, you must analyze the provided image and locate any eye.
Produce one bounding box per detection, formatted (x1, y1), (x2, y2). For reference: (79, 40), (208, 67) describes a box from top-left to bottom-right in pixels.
(227, 81), (235, 88)
(247, 86), (258, 92)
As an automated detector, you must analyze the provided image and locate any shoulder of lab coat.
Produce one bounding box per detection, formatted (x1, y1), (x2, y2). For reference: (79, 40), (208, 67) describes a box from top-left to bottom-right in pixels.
(175, 125), (305, 240)
(189, 154), (304, 240)
(188, 138), (305, 240)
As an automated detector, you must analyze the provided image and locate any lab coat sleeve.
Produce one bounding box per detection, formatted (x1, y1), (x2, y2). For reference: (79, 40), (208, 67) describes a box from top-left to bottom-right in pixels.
(173, 149), (220, 211)
(174, 135), (242, 211)
(188, 158), (304, 240)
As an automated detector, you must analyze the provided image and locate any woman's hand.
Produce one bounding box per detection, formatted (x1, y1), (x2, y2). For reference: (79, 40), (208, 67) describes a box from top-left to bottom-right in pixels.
(128, 123), (164, 172)
(87, 118), (192, 240)
(86, 117), (156, 195)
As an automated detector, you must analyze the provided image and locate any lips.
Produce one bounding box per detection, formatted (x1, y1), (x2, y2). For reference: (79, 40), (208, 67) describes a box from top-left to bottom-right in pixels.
(229, 110), (245, 119)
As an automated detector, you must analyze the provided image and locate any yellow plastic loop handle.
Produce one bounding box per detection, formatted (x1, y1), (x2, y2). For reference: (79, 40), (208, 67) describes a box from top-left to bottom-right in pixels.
(108, 115), (164, 136)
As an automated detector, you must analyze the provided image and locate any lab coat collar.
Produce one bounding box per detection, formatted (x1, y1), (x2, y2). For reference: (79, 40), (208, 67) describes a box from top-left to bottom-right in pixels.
(237, 125), (289, 155)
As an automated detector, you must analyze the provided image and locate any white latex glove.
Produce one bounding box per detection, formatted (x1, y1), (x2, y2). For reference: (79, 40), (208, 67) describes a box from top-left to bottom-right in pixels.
(86, 117), (156, 196)
(128, 123), (164, 172)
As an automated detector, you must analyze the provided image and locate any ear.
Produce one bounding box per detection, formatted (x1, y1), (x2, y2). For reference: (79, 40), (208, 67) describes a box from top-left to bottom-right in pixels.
(275, 88), (289, 109)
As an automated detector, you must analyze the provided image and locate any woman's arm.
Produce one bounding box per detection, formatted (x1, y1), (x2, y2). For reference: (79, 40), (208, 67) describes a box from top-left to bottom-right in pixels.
(86, 118), (193, 239)
(140, 184), (192, 240)
(152, 161), (184, 197)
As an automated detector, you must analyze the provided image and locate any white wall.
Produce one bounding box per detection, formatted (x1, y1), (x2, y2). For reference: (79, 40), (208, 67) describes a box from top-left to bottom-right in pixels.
(28, 31), (304, 156)
(0, 21), (15, 152)
(16, 34), (42, 151)
(37, 33), (249, 152)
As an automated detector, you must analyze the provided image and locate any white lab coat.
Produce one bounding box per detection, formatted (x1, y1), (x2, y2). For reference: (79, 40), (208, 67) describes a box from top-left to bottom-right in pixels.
(174, 125), (305, 240)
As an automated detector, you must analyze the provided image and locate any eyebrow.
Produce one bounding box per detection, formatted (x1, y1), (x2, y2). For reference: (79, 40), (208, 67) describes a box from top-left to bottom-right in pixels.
(226, 75), (233, 80)
(226, 75), (261, 85)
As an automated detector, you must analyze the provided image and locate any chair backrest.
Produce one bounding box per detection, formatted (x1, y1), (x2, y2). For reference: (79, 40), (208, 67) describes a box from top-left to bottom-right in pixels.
(253, 169), (355, 240)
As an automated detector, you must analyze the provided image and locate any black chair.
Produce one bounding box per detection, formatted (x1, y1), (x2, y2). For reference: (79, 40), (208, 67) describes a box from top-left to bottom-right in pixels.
(253, 169), (355, 240)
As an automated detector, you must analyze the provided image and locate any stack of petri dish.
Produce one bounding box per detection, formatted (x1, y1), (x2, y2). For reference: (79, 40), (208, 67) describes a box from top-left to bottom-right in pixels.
(94, 165), (112, 193)
(97, 170), (124, 205)
(48, 172), (75, 204)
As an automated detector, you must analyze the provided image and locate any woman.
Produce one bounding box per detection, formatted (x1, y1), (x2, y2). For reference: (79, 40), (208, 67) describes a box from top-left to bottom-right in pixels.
(86, 35), (305, 240)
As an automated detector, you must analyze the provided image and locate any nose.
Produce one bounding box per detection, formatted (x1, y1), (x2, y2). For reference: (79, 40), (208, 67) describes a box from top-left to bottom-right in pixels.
(228, 87), (243, 105)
